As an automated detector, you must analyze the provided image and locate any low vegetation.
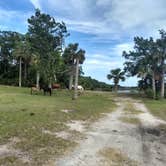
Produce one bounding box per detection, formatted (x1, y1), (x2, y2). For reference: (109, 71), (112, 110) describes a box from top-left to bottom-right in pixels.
(0, 85), (115, 165)
(99, 147), (138, 166)
(143, 99), (166, 121)
(124, 103), (143, 115)
(119, 117), (141, 125)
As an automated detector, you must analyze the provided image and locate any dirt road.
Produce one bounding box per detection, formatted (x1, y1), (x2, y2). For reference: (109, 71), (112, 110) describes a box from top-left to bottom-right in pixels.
(56, 97), (166, 166)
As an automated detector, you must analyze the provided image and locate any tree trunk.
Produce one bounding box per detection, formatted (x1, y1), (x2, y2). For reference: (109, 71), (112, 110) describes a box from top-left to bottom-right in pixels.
(161, 70), (165, 98)
(114, 84), (118, 93)
(73, 59), (79, 100)
(152, 72), (156, 99)
(48, 80), (52, 89)
(24, 63), (27, 80)
(19, 57), (22, 87)
(69, 74), (73, 90)
(36, 71), (40, 89)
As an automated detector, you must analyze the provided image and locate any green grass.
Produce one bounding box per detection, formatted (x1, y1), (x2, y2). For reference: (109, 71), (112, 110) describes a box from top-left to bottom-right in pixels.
(0, 85), (115, 165)
(143, 99), (166, 121)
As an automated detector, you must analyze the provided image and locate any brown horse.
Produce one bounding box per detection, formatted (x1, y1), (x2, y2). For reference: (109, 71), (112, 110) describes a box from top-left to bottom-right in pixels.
(31, 86), (40, 95)
(52, 83), (60, 89)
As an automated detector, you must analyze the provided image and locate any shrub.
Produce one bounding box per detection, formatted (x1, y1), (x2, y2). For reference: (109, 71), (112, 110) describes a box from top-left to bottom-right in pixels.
(145, 88), (154, 98)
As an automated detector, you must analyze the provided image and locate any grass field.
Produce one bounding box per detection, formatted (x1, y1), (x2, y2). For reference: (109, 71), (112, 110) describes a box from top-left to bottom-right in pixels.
(0, 85), (115, 165)
(143, 99), (166, 121)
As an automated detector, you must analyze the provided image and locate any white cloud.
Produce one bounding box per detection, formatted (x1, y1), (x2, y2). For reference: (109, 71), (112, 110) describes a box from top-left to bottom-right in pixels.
(111, 43), (134, 56)
(29, 0), (41, 9)
(36, 0), (166, 39)
(108, 0), (166, 30)
(85, 59), (120, 67)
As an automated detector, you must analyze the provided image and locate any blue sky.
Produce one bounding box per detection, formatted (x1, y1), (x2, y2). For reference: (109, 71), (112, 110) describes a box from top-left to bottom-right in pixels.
(1, 0), (166, 86)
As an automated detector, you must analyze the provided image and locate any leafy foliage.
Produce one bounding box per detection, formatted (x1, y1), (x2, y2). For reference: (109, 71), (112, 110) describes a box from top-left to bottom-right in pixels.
(107, 68), (125, 92)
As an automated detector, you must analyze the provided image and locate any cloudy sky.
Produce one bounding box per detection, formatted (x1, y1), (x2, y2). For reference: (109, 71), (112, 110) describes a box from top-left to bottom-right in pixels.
(1, 0), (166, 86)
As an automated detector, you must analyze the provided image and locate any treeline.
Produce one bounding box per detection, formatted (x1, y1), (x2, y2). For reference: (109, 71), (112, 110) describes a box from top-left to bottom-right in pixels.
(79, 76), (112, 91)
(0, 9), (86, 90)
(123, 30), (166, 99)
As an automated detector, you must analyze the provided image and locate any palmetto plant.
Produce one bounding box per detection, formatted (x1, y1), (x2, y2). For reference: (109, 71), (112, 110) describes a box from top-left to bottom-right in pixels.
(107, 68), (125, 92)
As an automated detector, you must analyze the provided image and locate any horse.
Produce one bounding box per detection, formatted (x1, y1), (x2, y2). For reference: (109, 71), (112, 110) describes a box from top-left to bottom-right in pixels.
(40, 85), (52, 96)
(72, 85), (84, 91)
(31, 86), (40, 95)
(52, 83), (61, 89)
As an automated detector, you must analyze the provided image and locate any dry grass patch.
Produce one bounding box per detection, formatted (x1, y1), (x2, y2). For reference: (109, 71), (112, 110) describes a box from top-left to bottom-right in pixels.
(99, 147), (138, 166)
(124, 103), (143, 115)
(119, 117), (141, 125)
(0, 156), (28, 166)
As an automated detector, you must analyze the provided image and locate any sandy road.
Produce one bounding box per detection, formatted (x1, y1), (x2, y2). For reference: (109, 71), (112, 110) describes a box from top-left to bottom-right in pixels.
(55, 97), (166, 166)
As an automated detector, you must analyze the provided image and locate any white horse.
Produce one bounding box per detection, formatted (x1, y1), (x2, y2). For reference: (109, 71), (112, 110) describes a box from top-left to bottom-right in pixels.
(72, 85), (84, 91)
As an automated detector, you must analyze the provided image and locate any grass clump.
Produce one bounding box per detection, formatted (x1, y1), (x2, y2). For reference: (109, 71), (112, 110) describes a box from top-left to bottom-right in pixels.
(0, 156), (28, 166)
(119, 117), (141, 125)
(124, 103), (143, 115)
(99, 147), (138, 166)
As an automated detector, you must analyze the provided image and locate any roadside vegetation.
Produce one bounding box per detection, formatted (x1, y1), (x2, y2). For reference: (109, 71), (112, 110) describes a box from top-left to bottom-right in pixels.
(118, 93), (166, 121)
(143, 99), (166, 121)
(119, 117), (141, 125)
(99, 147), (138, 166)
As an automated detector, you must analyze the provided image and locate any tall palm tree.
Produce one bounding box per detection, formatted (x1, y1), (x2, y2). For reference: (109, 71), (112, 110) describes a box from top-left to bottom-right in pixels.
(73, 49), (85, 99)
(62, 43), (85, 92)
(30, 53), (40, 88)
(156, 30), (166, 98)
(13, 40), (32, 87)
(13, 41), (25, 87)
(62, 44), (77, 90)
(107, 68), (125, 92)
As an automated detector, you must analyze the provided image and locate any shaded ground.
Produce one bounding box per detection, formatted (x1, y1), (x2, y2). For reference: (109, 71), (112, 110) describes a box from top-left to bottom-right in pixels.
(56, 97), (166, 166)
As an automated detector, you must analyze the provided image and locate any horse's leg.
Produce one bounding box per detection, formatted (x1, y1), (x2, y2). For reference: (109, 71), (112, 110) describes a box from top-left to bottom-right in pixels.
(50, 90), (52, 96)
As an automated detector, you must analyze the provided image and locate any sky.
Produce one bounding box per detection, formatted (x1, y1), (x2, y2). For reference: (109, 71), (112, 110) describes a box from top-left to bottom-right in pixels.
(0, 0), (166, 86)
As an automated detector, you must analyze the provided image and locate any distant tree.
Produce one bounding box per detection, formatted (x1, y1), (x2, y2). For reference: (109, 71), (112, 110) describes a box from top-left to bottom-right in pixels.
(79, 76), (112, 91)
(107, 68), (125, 92)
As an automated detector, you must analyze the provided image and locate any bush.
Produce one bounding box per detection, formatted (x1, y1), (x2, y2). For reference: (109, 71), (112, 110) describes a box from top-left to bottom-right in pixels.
(145, 88), (154, 98)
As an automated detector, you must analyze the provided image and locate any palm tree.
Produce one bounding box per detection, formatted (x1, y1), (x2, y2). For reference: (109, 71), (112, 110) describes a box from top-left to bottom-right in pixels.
(30, 53), (40, 88)
(107, 68), (125, 92)
(13, 40), (32, 87)
(62, 43), (85, 93)
(62, 44), (76, 90)
(123, 37), (161, 99)
(73, 49), (85, 99)
(156, 30), (166, 98)
(13, 41), (25, 87)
